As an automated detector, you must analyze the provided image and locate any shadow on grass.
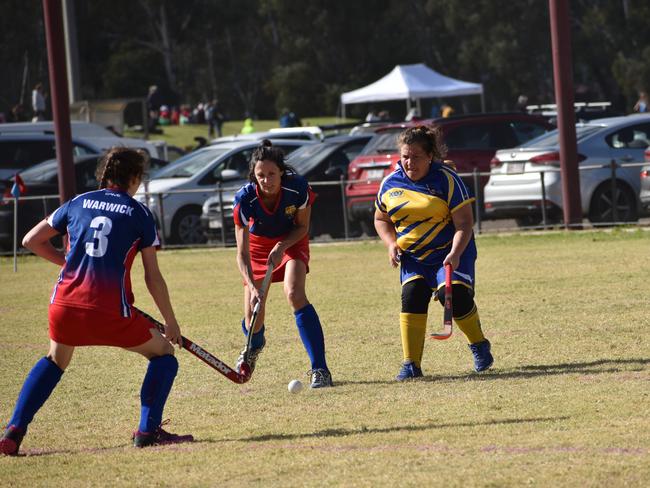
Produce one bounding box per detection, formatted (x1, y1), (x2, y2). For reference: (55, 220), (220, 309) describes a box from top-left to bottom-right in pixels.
(336, 357), (650, 386)
(230, 415), (570, 443)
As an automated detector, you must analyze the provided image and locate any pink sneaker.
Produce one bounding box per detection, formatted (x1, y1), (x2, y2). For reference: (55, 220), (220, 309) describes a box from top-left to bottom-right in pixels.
(132, 419), (194, 448)
(0, 425), (25, 456)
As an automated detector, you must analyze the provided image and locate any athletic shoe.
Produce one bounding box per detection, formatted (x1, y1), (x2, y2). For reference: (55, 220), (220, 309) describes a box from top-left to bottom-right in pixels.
(469, 339), (494, 372)
(133, 420), (194, 448)
(395, 361), (423, 381)
(0, 425), (25, 456)
(235, 337), (266, 375)
(308, 368), (333, 388)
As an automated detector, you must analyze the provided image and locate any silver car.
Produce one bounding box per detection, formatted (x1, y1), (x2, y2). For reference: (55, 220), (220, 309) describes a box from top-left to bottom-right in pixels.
(134, 139), (313, 244)
(484, 114), (650, 226)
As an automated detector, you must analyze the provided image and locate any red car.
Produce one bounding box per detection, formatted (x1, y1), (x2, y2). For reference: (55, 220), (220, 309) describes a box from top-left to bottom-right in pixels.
(345, 112), (554, 234)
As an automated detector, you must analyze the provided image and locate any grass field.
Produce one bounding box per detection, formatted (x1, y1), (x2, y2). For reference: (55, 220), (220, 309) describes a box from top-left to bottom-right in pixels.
(124, 117), (351, 151)
(1, 230), (649, 487)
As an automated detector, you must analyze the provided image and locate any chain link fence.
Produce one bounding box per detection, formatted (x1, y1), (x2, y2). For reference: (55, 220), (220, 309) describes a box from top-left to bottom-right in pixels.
(3, 161), (648, 265)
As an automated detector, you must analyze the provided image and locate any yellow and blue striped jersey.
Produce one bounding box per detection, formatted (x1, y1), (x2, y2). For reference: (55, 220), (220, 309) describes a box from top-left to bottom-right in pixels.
(375, 161), (475, 265)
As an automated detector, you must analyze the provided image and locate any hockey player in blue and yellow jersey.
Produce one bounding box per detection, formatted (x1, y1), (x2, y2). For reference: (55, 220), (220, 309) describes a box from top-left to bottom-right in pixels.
(374, 125), (494, 380)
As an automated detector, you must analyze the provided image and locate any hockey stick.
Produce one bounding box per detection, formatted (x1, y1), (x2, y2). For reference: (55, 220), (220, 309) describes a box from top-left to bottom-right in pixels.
(239, 263), (274, 376)
(430, 263), (453, 340)
(135, 307), (250, 384)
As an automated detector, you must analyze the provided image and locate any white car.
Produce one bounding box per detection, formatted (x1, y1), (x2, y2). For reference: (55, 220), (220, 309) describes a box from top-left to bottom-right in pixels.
(135, 139), (314, 244)
(210, 126), (324, 144)
(484, 114), (650, 226)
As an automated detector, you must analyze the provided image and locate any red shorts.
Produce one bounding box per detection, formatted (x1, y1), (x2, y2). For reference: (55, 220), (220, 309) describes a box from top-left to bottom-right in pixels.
(48, 304), (154, 347)
(249, 233), (310, 283)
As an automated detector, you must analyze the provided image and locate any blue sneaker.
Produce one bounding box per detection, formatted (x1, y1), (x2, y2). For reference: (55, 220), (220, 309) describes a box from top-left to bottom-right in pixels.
(395, 361), (423, 381)
(469, 340), (494, 372)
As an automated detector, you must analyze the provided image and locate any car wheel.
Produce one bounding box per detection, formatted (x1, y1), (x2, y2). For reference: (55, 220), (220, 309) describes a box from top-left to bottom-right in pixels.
(588, 182), (638, 225)
(171, 207), (206, 245)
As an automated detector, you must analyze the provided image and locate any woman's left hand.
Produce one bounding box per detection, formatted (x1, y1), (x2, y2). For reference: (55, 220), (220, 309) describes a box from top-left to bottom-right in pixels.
(268, 242), (285, 269)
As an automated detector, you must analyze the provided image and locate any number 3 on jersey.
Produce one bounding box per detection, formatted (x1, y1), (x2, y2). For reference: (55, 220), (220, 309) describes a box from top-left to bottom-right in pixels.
(85, 216), (113, 257)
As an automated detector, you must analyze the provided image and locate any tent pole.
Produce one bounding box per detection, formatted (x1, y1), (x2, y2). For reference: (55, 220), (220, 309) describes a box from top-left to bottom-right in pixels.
(416, 98), (422, 117)
(341, 103), (345, 120)
(480, 92), (486, 112)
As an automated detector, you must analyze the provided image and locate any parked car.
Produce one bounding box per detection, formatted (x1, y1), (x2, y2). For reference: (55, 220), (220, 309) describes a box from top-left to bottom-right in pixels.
(345, 112), (553, 234)
(0, 134), (99, 181)
(0, 155), (169, 251)
(201, 134), (373, 242)
(210, 126), (324, 144)
(484, 114), (650, 226)
(134, 139), (314, 245)
(639, 147), (650, 210)
(0, 121), (160, 159)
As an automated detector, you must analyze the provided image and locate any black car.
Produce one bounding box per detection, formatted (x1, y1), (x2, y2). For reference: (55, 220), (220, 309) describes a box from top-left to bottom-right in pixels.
(0, 155), (169, 251)
(200, 134), (372, 242)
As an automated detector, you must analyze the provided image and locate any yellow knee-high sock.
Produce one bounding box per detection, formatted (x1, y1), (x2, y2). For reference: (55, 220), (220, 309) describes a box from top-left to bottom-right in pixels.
(454, 305), (485, 344)
(399, 313), (427, 367)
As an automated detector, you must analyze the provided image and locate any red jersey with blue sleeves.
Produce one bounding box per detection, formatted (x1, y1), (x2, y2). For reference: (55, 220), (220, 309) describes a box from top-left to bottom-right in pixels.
(47, 188), (159, 317)
(232, 174), (316, 237)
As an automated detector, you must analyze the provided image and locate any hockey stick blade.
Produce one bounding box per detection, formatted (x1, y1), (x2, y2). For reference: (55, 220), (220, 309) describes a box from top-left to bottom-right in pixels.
(135, 307), (250, 384)
(431, 263), (453, 340)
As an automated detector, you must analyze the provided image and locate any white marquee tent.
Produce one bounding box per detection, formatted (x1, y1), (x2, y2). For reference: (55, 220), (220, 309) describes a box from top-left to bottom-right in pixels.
(340, 63), (484, 118)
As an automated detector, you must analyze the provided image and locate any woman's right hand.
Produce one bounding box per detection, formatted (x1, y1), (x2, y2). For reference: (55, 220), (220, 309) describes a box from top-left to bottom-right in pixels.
(163, 319), (183, 348)
(388, 242), (402, 268)
(249, 285), (264, 310)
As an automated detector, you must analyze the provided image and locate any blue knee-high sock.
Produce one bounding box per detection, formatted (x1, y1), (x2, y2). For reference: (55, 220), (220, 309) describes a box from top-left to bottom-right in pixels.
(241, 319), (265, 350)
(138, 355), (178, 433)
(9, 357), (63, 431)
(294, 304), (328, 370)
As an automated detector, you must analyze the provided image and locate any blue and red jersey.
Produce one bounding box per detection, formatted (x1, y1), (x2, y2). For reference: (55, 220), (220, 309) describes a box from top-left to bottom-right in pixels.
(47, 188), (159, 317)
(233, 174), (316, 238)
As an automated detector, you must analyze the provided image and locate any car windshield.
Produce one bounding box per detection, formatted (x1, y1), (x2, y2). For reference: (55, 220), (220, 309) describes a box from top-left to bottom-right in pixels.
(520, 125), (602, 148)
(152, 147), (229, 178)
(286, 143), (337, 174)
(360, 130), (401, 155)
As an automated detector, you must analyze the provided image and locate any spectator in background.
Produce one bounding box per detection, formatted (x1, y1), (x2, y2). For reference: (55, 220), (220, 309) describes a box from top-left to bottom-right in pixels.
(158, 105), (171, 126)
(179, 105), (191, 125)
(170, 106), (180, 125)
(206, 99), (224, 138)
(378, 110), (391, 121)
(279, 108), (301, 128)
(241, 118), (255, 134)
(441, 103), (455, 118)
(405, 107), (420, 121)
(31, 83), (46, 122)
(516, 94), (529, 113)
(146, 85), (162, 132)
(8, 104), (26, 122)
(365, 109), (381, 122)
(634, 91), (648, 113)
